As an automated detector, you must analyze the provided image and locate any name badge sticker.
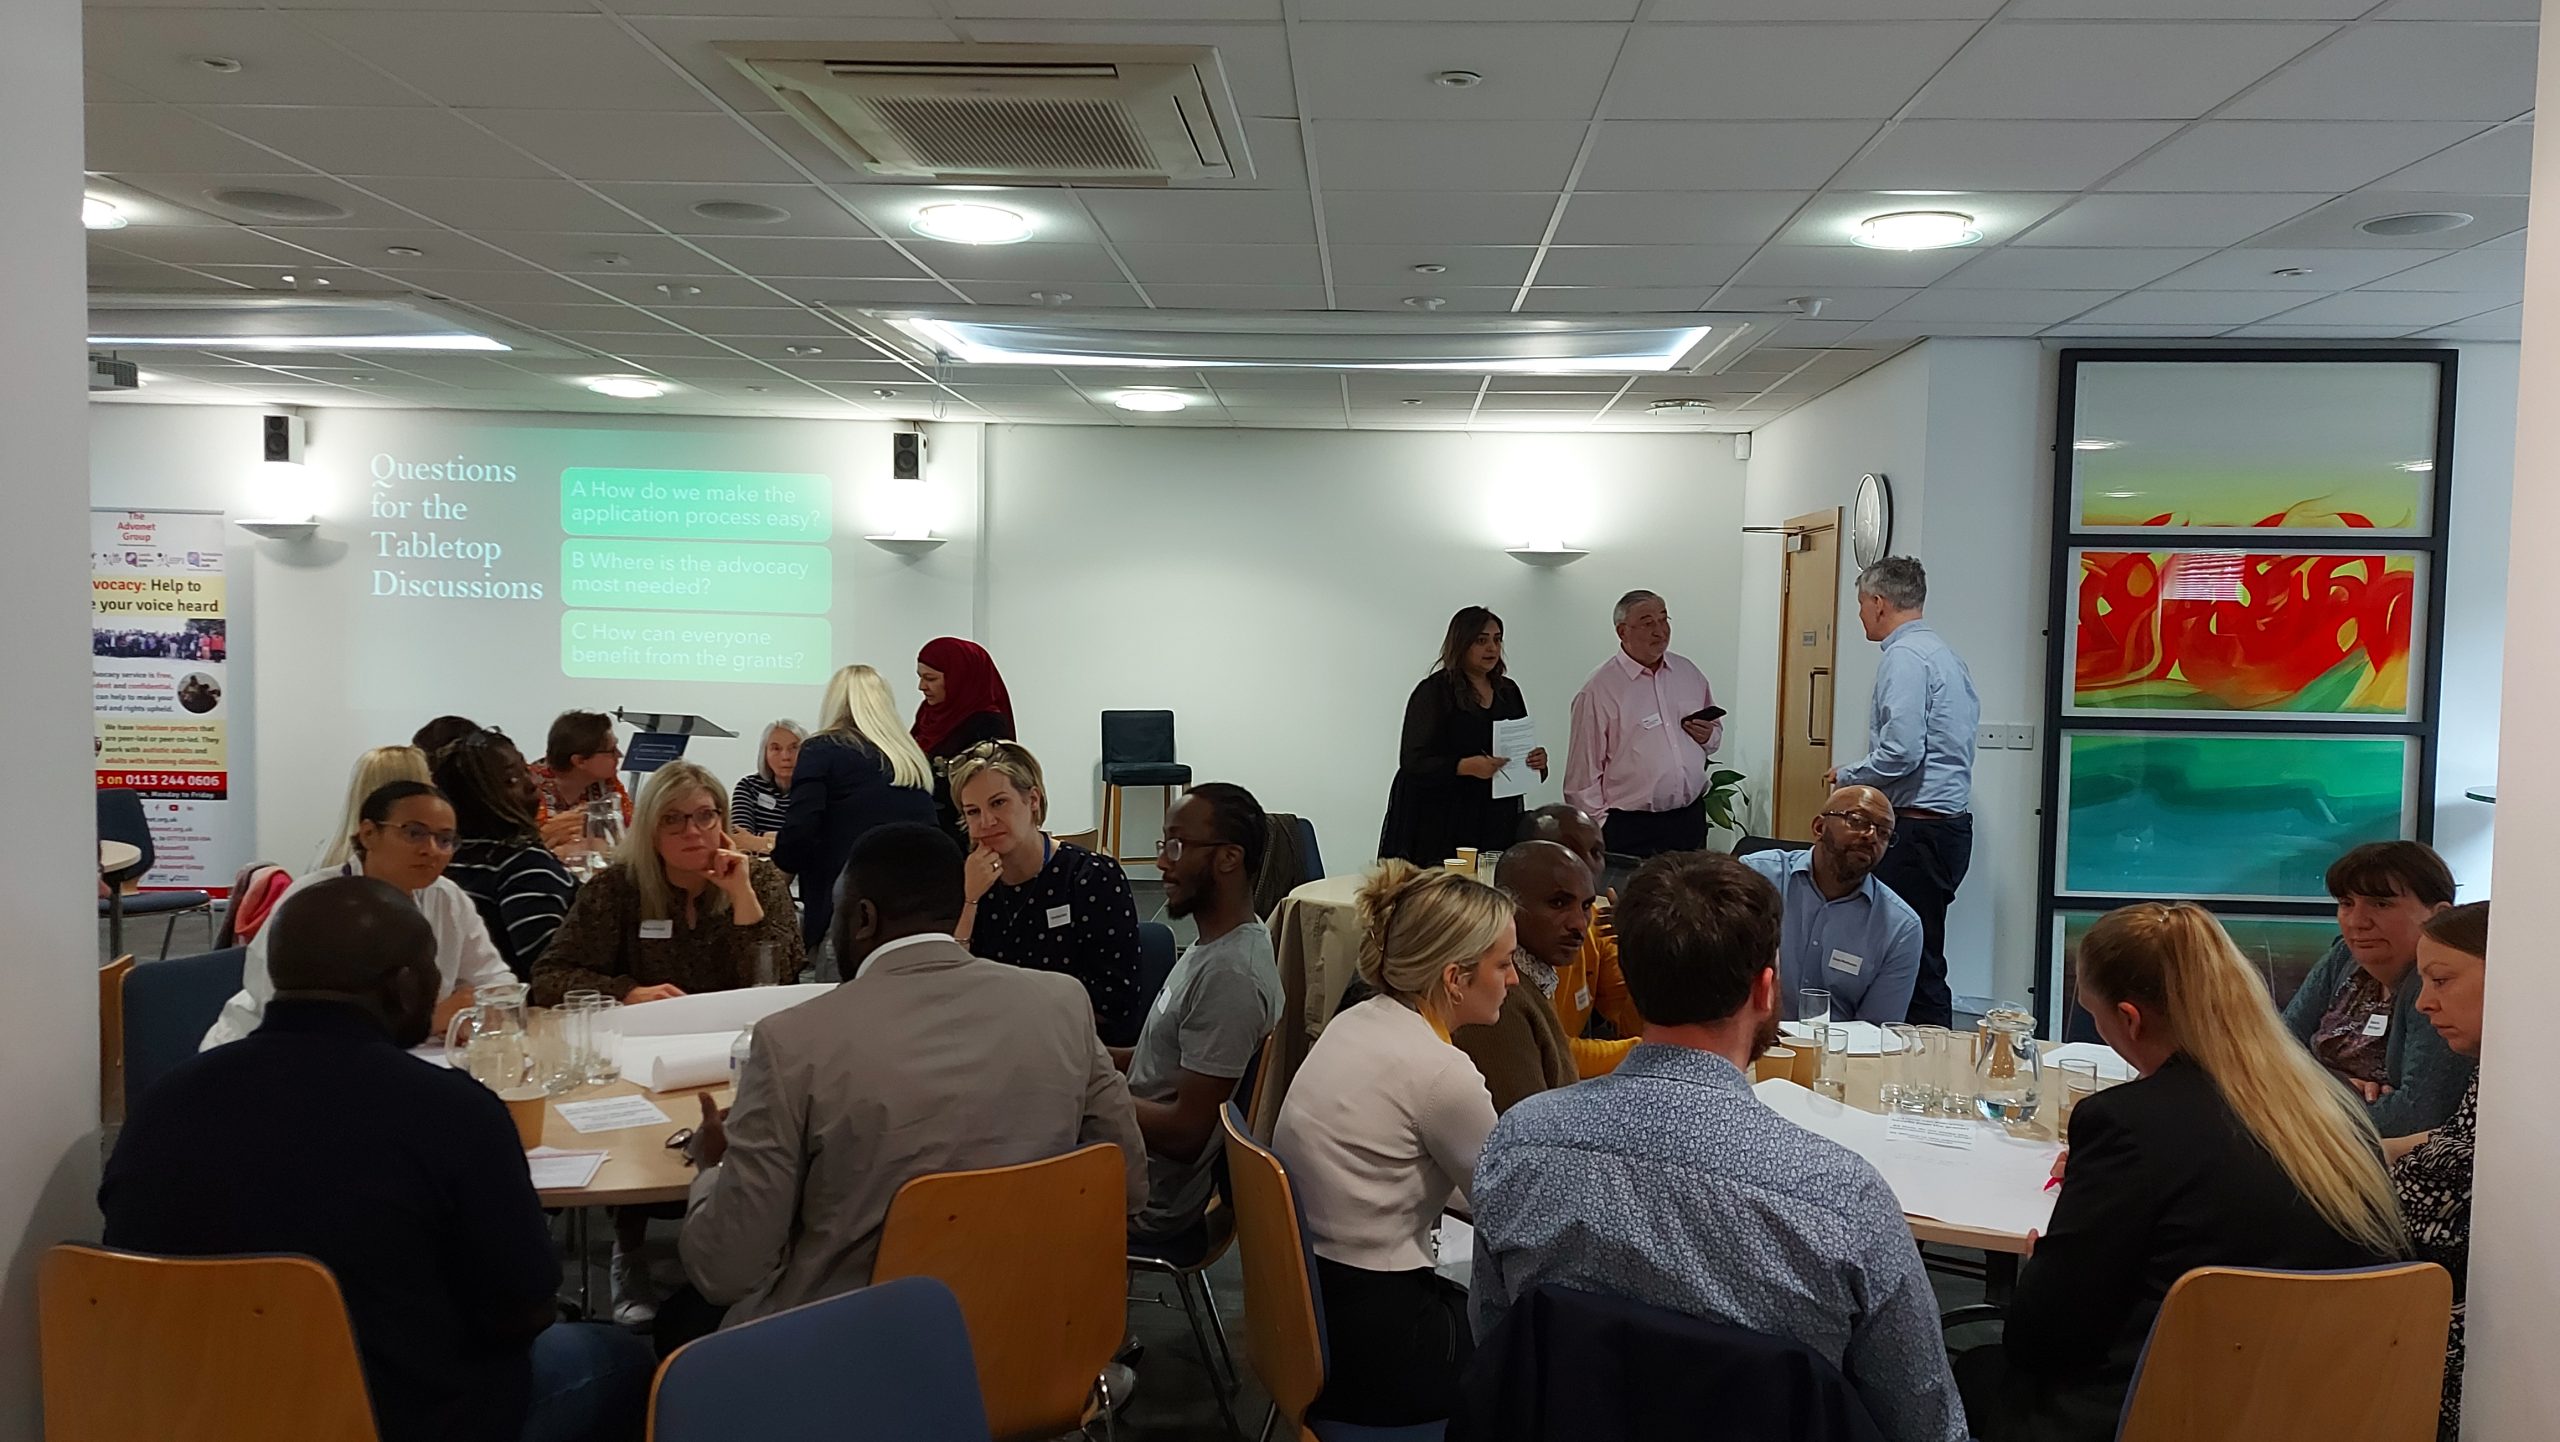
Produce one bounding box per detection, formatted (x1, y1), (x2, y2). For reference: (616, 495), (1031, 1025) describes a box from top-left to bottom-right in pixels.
(1047, 905), (1074, 930)
(1574, 985), (1593, 1012)
(1828, 950), (1863, 976)
(1639, 713), (1663, 731)
(639, 919), (674, 940)
(2362, 1012), (2390, 1038)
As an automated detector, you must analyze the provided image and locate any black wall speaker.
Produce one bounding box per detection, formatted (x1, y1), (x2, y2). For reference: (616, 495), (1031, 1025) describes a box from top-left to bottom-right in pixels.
(261, 413), (305, 464)
(891, 430), (924, 480)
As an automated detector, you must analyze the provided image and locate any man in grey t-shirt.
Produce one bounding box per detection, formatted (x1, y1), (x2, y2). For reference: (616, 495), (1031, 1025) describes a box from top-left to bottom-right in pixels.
(1121, 783), (1284, 1250)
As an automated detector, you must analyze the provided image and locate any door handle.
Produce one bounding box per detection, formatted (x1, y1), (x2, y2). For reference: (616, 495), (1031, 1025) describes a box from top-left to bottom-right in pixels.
(1807, 668), (1831, 747)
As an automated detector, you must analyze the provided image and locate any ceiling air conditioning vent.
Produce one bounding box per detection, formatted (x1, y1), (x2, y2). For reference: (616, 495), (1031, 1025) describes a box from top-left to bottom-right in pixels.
(717, 42), (1249, 183)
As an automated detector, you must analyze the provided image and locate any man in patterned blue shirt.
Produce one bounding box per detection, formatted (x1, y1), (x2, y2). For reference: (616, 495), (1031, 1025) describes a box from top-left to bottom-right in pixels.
(1469, 850), (1969, 1442)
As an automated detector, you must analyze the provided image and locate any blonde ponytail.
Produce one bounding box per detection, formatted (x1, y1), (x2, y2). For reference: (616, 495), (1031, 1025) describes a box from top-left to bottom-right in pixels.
(2081, 903), (2406, 1256)
(1354, 860), (1512, 1011)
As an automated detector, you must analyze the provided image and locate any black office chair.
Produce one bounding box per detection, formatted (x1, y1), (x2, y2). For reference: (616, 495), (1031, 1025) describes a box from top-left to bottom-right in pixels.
(1100, 710), (1191, 864)
(97, 789), (215, 960)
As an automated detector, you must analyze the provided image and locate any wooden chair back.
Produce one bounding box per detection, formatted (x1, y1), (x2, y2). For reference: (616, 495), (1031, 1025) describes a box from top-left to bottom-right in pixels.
(99, 955), (134, 1123)
(1219, 1103), (1326, 1430)
(873, 1143), (1127, 1442)
(2117, 1262), (2453, 1442)
(1051, 828), (1101, 855)
(40, 1244), (376, 1442)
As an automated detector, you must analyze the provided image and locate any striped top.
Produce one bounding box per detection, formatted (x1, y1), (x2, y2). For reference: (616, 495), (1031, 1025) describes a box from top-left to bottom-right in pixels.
(730, 774), (790, 836)
(444, 839), (579, 981)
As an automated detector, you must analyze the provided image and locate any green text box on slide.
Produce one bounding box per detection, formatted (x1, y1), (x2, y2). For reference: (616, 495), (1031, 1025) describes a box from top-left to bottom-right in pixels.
(560, 539), (831, 614)
(561, 468), (833, 541)
(561, 611), (831, 685)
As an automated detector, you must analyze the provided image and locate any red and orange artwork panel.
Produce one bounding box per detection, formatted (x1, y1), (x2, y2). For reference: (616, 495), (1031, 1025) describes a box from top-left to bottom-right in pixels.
(2071, 550), (2419, 718)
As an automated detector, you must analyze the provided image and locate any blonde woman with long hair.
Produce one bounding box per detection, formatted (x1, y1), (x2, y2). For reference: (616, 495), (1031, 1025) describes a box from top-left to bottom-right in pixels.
(949, 739), (1145, 1043)
(1274, 861), (1516, 1428)
(310, 744), (432, 872)
(1958, 902), (2408, 1442)
(772, 665), (938, 956)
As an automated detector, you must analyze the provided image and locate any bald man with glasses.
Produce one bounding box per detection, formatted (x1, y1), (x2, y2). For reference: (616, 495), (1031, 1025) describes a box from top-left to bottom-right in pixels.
(1737, 786), (1923, 1025)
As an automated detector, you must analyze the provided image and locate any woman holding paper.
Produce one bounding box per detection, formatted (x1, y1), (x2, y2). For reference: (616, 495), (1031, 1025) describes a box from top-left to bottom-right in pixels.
(1378, 606), (1548, 867)
(533, 760), (804, 1007)
(1956, 902), (2406, 1442)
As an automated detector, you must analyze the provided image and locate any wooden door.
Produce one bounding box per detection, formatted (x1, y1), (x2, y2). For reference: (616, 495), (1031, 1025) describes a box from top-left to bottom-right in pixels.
(1772, 509), (1842, 843)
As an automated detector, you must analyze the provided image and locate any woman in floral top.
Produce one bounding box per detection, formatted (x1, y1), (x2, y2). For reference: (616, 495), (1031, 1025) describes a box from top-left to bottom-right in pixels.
(2391, 900), (2488, 1442)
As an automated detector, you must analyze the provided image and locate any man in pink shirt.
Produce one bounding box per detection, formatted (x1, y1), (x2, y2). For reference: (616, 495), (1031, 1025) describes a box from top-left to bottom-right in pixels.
(1563, 590), (1723, 858)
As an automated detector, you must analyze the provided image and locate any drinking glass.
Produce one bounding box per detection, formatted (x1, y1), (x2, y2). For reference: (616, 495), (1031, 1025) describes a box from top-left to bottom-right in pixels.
(1812, 1022), (1850, 1101)
(1880, 1023), (1920, 1109)
(1898, 1026), (1944, 1113)
(1799, 988), (1832, 1027)
(2057, 1058), (2102, 1130)
(572, 995), (622, 1085)
(561, 989), (601, 1077)
(751, 941), (778, 989)
(1936, 1023), (1977, 1118)
(529, 1008), (580, 1095)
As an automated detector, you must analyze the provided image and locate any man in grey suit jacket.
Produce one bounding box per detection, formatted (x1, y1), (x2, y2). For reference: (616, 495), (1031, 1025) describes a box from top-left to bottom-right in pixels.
(676, 822), (1145, 1333)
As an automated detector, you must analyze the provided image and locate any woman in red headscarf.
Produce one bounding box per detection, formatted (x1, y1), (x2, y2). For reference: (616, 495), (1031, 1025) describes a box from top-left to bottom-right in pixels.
(913, 636), (1018, 843)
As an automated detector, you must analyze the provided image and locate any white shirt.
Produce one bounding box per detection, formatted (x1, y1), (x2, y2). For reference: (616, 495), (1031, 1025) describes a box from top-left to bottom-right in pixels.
(200, 866), (515, 1049)
(852, 931), (960, 980)
(1274, 994), (1497, 1273)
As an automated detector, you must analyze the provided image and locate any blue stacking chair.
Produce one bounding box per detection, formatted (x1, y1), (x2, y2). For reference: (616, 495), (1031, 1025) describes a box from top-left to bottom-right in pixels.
(650, 1276), (992, 1442)
(97, 789), (215, 959)
(121, 947), (245, 1109)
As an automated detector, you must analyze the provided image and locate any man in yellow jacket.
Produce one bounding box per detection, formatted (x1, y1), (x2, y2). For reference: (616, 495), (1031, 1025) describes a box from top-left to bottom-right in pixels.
(1514, 805), (1646, 1076)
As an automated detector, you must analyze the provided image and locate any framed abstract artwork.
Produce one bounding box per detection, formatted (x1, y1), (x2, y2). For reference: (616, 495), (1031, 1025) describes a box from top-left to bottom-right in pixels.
(2067, 549), (2426, 720)
(2049, 910), (2340, 1040)
(2035, 351), (2453, 1034)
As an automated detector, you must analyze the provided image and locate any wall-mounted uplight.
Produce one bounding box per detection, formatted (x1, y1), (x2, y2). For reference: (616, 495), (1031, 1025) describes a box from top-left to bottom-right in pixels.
(1853, 210), (1979, 251)
(584, 376), (667, 399)
(1114, 390), (1188, 413)
(83, 197), (127, 231)
(912, 202), (1033, 245)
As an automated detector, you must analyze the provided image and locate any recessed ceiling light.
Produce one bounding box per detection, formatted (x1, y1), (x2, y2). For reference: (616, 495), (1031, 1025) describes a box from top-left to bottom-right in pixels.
(691, 199), (791, 224)
(195, 56), (242, 73)
(1404, 296), (1446, 310)
(1853, 210), (1980, 251)
(208, 188), (351, 221)
(1401, 398), (1425, 406)
(2359, 211), (2473, 237)
(584, 376), (666, 399)
(82, 197), (126, 230)
(744, 385), (769, 393)
(874, 388), (901, 398)
(912, 202), (1033, 245)
(347, 374), (371, 382)
(589, 252), (631, 267)
(2073, 437), (2123, 452)
(2270, 266), (2314, 278)
(1434, 70), (1484, 88)
(783, 344), (824, 356)
(1412, 263), (1447, 275)
(279, 274), (295, 285)
(1647, 398), (1717, 414)
(385, 245), (425, 258)
(656, 283), (703, 298)
(1029, 290), (1072, 306)
(1115, 390), (1188, 413)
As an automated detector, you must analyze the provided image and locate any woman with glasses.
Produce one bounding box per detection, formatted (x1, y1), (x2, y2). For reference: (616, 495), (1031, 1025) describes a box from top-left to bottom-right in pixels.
(1378, 606), (1547, 867)
(533, 760), (804, 1007)
(431, 727), (579, 981)
(202, 779), (513, 1049)
(310, 744), (431, 872)
(950, 740), (1144, 1045)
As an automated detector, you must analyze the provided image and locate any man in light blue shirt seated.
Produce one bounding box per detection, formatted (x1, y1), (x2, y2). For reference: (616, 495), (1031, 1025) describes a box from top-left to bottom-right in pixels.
(1469, 850), (1970, 1442)
(1739, 785), (1922, 1024)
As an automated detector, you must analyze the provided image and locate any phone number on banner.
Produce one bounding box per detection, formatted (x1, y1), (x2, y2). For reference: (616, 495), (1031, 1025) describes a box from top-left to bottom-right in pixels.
(97, 771), (230, 797)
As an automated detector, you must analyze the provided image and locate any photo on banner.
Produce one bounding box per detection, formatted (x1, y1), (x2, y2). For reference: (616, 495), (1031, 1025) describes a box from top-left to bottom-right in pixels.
(93, 508), (239, 892)
(2056, 730), (2417, 903)
(2069, 359), (2440, 535)
(2068, 549), (2424, 720)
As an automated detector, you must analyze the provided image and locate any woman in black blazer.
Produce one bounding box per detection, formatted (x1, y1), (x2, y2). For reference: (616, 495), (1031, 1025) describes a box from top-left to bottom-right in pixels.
(1958, 903), (2408, 1442)
(773, 664), (938, 956)
(1378, 606), (1547, 866)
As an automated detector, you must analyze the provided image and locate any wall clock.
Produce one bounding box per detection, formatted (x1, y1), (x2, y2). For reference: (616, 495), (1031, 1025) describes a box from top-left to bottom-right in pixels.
(1852, 472), (1893, 570)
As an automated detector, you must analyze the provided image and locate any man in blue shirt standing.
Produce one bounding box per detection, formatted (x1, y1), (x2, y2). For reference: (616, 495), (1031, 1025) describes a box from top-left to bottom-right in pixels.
(1828, 557), (1980, 1027)
(1739, 785), (1923, 1024)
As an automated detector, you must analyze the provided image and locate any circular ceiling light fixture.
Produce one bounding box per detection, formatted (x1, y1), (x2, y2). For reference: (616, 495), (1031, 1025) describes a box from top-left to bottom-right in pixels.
(384, 245), (425, 258)
(584, 376), (667, 400)
(1029, 290), (1072, 306)
(691, 199), (791, 224)
(912, 202), (1033, 245)
(873, 388), (901, 399)
(1853, 210), (1980, 251)
(2270, 266), (2314, 278)
(82, 197), (127, 230)
(783, 344), (824, 356)
(655, 283), (702, 298)
(195, 56), (243, 73)
(1646, 398), (1718, 415)
(1115, 390), (1188, 413)
(2358, 211), (2474, 237)
(209, 188), (353, 221)
(1412, 263), (1447, 275)
(1404, 295), (1447, 310)
(1434, 70), (1484, 88)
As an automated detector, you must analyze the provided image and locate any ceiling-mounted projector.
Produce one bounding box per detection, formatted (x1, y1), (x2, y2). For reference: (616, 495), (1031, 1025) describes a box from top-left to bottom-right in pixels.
(89, 355), (138, 392)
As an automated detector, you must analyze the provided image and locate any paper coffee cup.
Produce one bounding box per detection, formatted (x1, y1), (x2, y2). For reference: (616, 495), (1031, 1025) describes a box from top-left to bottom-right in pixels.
(500, 1085), (548, 1150)
(1752, 1047), (1798, 1084)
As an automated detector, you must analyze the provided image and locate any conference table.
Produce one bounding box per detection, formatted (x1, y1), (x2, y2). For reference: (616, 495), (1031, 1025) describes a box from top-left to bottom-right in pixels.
(523, 1074), (733, 1312)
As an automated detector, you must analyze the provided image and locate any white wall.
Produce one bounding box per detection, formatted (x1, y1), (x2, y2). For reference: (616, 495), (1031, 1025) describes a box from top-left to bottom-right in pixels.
(981, 425), (1747, 864)
(1736, 337), (2516, 1011)
(2, 0), (97, 1431)
(87, 405), (977, 863)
